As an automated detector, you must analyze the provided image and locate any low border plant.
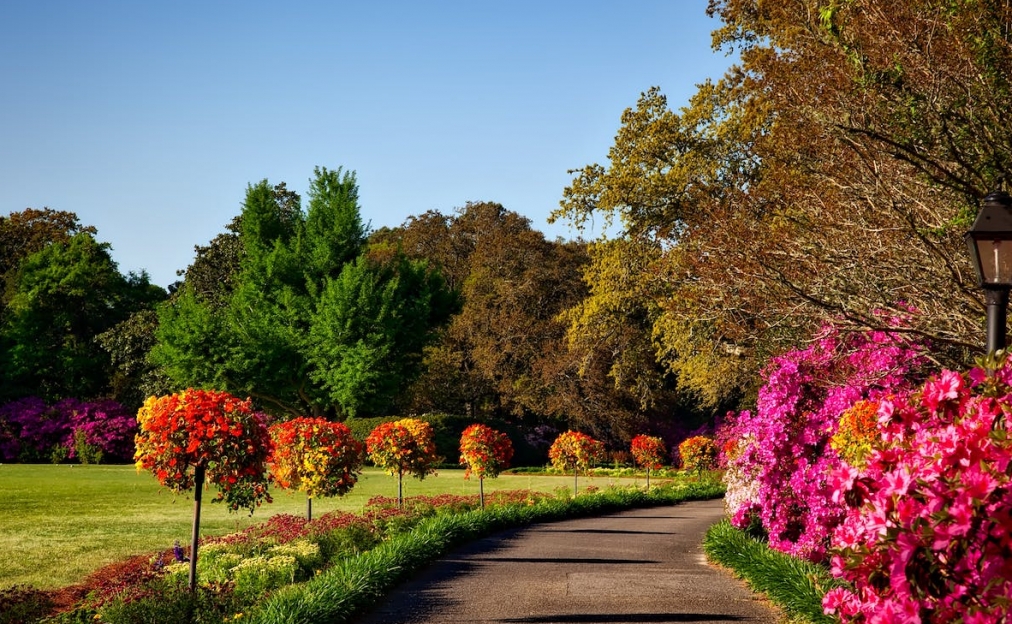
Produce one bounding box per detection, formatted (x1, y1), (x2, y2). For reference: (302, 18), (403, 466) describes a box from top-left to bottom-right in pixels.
(704, 519), (842, 624)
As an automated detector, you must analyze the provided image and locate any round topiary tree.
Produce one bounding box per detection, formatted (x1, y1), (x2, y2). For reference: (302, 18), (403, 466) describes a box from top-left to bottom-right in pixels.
(366, 418), (440, 509)
(268, 417), (365, 520)
(134, 389), (273, 591)
(548, 430), (604, 495)
(678, 435), (718, 475)
(630, 434), (666, 489)
(459, 423), (514, 508)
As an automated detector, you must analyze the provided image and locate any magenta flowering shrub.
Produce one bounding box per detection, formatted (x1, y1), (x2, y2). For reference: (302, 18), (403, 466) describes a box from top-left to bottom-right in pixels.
(0, 397), (137, 463)
(823, 364), (1012, 621)
(0, 397), (67, 462)
(58, 398), (138, 463)
(718, 323), (930, 561)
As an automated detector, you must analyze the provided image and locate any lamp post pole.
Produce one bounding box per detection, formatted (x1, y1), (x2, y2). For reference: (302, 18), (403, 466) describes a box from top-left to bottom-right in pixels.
(985, 288), (1010, 356)
(966, 191), (1012, 356)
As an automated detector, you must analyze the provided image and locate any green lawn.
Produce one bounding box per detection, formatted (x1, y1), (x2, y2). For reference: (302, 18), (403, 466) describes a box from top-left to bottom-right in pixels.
(0, 464), (643, 590)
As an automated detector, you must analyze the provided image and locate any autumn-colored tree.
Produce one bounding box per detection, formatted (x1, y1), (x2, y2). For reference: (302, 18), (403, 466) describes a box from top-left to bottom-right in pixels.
(548, 430), (605, 495)
(554, 2), (1012, 405)
(382, 201), (680, 445)
(134, 389), (272, 590)
(268, 417), (364, 520)
(0, 208), (96, 299)
(458, 423), (514, 508)
(386, 203), (587, 420)
(630, 434), (666, 489)
(365, 418), (440, 508)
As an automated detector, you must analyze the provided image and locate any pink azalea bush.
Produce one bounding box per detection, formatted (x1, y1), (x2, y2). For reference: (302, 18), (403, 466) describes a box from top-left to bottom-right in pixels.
(823, 363), (1012, 621)
(718, 323), (930, 561)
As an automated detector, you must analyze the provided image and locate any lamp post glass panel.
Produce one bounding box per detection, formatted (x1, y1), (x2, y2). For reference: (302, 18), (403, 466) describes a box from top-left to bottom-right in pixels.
(965, 191), (1012, 355)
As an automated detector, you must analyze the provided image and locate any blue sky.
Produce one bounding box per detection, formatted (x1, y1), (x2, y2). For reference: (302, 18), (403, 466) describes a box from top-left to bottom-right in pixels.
(2, 1), (735, 288)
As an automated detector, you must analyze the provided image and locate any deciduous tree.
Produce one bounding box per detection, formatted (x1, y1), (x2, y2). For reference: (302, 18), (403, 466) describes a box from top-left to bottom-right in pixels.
(555, 1), (1012, 404)
(0, 233), (165, 402)
(152, 168), (454, 418)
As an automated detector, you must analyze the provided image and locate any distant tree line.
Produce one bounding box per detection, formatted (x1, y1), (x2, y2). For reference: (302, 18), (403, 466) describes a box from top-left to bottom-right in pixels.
(0, 168), (710, 462)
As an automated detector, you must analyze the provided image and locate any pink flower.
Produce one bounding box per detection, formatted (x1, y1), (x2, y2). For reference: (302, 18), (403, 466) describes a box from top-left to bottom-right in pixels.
(921, 369), (963, 413)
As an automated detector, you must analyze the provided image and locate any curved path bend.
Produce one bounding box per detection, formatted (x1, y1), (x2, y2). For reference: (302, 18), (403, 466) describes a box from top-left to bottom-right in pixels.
(356, 498), (779, 624)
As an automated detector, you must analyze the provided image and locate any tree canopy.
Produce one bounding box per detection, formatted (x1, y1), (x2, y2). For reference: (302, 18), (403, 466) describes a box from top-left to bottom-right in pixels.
(152, 167), (456, 418)
(0, 231), (165, 402)
(553, 0), (1012, 404)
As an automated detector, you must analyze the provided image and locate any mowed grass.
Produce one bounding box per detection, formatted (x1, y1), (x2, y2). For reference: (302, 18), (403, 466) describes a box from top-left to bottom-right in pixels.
(0, 464), (642, 590)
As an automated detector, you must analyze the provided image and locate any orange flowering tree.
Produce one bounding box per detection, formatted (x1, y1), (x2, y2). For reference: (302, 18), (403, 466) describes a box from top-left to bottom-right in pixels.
(630, 434), (666, 489)
(678, 435), (718, 474)
(459, 423), (514, 508)
(366, 418), (440, 509)
(268, 417), (364, 520)
(548, 430), (605, 495)
(134, 389), (273, 590)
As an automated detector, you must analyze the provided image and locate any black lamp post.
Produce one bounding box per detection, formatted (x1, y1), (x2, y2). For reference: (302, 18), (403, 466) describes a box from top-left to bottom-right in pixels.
(965, 191), (1012, 355)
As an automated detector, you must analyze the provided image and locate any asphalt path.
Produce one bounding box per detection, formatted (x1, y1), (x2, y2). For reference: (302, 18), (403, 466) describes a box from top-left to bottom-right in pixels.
(355, 498), (779, 624)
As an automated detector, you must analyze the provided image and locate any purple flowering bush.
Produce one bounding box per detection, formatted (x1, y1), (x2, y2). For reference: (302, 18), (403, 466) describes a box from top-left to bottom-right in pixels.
(717, 322), (930, 561)
(0, 397), (137, 463)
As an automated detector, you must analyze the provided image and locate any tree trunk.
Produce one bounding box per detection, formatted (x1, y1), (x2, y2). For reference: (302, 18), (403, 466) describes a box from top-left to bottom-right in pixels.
(188, 465), (205, 593)
(307, 495), (313, 521)
(398, 468), (404, 510)
(479, 476), (485, 509)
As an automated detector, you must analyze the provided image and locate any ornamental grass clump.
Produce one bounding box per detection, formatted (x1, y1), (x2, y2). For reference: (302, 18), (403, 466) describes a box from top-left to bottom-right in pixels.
(268, 417), (365, 520)
(459, 423), (514, 508)
(630, 434), (666, 489)
(366, 418), (441, 509)
(548, 430), (605, 495)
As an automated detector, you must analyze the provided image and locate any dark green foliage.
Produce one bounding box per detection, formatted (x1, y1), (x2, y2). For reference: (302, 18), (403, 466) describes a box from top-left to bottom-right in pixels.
(0, 233), (166, 402)
(703, 519), (843, 624)
(95, 309), (174, 410)
(153, 168), (455, 418)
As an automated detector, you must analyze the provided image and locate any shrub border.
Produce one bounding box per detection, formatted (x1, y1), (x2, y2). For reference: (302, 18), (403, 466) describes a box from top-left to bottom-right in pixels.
(703, 519), (845, 624)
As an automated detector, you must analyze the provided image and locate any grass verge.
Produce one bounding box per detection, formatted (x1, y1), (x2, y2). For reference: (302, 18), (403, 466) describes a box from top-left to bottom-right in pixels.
(248, 481), (725, 624)
(702, 519), (845, 624)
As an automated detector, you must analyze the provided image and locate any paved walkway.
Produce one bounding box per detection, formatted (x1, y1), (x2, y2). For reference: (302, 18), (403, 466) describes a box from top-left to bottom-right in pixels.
(355, 498), (779, 624)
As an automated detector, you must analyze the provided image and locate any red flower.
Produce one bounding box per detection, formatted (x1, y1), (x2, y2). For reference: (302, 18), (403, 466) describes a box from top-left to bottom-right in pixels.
(134, 389), (273, 512)
(459, 424), (514, 480)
